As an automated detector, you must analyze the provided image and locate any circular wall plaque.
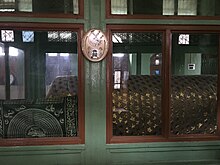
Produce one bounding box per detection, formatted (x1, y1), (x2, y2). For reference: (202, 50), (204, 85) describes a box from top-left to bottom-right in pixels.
(81, 29), (109, 62)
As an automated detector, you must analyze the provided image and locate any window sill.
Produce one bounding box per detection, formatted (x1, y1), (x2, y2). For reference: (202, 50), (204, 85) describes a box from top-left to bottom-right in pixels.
(108, 135), (220, 144)
(0, 137), (84, 146)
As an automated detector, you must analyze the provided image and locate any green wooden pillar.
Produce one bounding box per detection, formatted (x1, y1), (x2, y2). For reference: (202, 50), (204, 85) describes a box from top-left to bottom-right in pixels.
(84, 0), (107, 164)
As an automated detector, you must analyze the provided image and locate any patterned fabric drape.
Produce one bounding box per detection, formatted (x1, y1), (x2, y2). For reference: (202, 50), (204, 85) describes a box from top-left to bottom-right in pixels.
(0, 96), (77, 138)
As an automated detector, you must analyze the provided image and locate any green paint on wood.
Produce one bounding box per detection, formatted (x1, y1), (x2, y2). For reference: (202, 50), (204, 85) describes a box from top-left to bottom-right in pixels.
(1, 1), (220, 165)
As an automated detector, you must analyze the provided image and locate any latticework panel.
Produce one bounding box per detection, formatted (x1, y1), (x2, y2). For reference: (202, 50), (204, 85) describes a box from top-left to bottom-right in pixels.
(48, 31), (77, 42)
(112, 32), (162, 45)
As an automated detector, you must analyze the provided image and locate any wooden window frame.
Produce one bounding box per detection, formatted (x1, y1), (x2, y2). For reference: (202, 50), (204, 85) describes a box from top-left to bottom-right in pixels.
(106, 0), (220, 20)
(106, 24), (220, 143)
(0, 22), (85, 146)
(0, 0), (84, 19)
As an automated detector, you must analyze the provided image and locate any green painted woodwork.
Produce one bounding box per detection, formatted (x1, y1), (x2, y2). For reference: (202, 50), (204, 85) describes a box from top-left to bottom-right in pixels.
(0, 145), (85, 165)
(1, 1), (220, 165)
(84, 0), (107, 165)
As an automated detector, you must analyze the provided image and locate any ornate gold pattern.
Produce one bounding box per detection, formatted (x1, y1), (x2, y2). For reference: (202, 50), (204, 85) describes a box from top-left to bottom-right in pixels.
(112, 75), (217, 136)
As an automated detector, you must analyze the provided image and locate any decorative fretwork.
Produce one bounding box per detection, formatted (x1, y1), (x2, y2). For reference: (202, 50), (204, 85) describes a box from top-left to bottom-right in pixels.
(22, 31), (34, 42)
(112, 32), (162, 45)
(48, 31), (77, 42)
(1, 30), (14, 42)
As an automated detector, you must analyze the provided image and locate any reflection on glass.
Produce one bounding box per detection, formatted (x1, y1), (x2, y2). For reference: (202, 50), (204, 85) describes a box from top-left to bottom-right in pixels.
(0, 0), (16, 12)
(0, 0), (79, 14)
(163, 0), (175, 15)
(18, 0), (32, 12)
(0, 45), (25, 99)
(0, 29), (78, 139)
(178, 0), (197, 15)
(171, 33), (219, 135)
(111, 0), (127, 14)
(114, 70), (121, 89)
(112, 32), (163, 136)
(111, 0), (220, 16)
(48, 31), (75, 42)
(9, 47), (25, 99)
(0, 43), (5, 99)
(45, 53), (78, 98)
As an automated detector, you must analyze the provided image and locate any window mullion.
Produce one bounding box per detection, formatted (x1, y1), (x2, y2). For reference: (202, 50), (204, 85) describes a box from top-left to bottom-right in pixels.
(4, 44), (10, 99)
(174, 0), (178, 15)
(162, 30), (171, 138)
(217, 34), (220, 135)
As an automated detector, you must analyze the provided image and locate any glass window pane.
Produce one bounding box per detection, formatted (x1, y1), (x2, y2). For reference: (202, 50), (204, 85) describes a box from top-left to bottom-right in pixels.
(178, 0), (197, 15)
(163, 0), (175, 15)
(112, 32), (163, 136)
(110, 0), (220, 16)
(0, 43), (5, 99)
(18, 0), (32, 12)
(198, 0), (220, 16)
(133, 0), (163, 15)
(0, 29), (78, 139)
(45, 53), (78, 98)
(9, 46), (25, 99)
(171, 33), (219, 135)
(0, 0), (79, 14)
(0, 0), (15, 12)
(33, 0), (79, 14)
(111, 0), (127, 14)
